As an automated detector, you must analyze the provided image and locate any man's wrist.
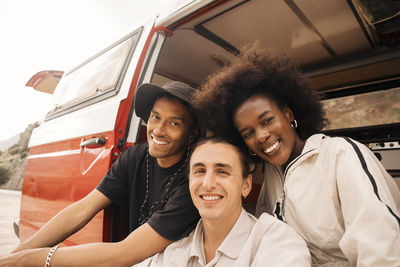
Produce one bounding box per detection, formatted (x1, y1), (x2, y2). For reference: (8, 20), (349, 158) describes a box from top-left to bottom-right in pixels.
(44, 246), (59, 267)
(16, 247), (51, 267)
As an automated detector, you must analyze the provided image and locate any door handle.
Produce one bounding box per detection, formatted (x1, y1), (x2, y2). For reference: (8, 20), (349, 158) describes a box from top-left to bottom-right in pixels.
(80, 138), (106, 147)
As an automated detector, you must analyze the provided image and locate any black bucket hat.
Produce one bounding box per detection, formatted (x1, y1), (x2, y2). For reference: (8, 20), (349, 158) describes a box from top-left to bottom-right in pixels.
(134, 81), (196, 122)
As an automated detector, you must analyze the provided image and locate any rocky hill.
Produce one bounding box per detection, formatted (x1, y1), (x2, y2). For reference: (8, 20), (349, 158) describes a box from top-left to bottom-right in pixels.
(0, 134), (20, 151)
(0, 122), (39, 190)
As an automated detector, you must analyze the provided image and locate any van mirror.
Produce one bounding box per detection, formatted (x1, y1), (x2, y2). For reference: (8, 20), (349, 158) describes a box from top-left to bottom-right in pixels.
(25, 70), (64, 94)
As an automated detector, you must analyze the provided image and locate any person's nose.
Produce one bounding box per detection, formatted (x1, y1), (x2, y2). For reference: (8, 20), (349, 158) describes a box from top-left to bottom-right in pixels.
(152, 120), (166, 136)
(256, 128), (270, 143)
(203, 172), (216, 191)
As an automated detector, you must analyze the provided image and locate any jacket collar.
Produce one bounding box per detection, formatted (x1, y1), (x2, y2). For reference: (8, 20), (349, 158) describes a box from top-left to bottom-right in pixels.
(301, 133), (326, 153)
(284, 134), (326, 176)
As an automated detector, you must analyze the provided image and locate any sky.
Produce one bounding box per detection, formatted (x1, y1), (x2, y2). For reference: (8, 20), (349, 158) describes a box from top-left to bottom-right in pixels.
(0, 0), (163, 141)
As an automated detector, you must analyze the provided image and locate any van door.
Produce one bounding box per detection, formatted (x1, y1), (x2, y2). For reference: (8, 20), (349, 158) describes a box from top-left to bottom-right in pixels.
(106, 28), (172, 241)
(19, 24), (155, 245)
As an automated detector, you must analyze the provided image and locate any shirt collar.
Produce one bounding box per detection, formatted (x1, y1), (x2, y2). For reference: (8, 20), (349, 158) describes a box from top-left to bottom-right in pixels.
(189, 208), (254, 263)
(217, 208), (254, 259)
(189, 219), (205, 265)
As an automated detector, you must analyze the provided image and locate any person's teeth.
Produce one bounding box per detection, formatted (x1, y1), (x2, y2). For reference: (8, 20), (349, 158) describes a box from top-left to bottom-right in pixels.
(264, 141), (279, 153)
(202, 195), (220, 201)
(153, 138), (168, 145)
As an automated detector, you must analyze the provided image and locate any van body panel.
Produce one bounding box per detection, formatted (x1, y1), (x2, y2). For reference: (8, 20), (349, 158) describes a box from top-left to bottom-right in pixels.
(28, 99), (120, 148)
(20, 20), (156, 243)
(20, 130), (115, 244)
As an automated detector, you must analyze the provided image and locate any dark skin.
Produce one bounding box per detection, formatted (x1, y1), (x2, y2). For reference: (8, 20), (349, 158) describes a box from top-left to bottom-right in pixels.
(233, 94), (305, 170)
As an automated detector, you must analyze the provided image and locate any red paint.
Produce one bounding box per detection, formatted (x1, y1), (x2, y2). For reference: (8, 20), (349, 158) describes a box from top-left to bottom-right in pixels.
(20, 131), (114, 245)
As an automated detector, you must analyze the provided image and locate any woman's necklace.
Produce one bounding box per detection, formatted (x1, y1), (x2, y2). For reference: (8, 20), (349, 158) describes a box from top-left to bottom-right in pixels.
(138, 148), (190, 225)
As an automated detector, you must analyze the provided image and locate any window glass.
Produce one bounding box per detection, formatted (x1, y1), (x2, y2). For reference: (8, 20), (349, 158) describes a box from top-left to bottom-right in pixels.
(49, 31), (140, 115)
(322, 87), (400, 130)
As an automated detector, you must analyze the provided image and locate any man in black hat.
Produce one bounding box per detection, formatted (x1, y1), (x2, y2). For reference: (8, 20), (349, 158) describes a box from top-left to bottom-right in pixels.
(3, 81), (200, 266)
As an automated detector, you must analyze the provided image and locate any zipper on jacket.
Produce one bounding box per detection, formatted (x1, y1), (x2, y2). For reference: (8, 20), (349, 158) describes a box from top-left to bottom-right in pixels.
(276, 149), (316, 221)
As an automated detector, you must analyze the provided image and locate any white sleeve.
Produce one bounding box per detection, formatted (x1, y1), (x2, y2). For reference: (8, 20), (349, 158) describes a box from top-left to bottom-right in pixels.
(250, 214), (311, 267)
(335, 138), (400, 266)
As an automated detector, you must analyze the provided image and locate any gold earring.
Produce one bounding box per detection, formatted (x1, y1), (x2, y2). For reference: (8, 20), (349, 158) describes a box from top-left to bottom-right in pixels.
(248, 148), (256, 156)
(290, 120), (298, 129)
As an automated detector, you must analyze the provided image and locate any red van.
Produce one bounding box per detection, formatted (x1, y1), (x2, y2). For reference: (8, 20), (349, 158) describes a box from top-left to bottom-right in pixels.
(19, 0), (400, 245)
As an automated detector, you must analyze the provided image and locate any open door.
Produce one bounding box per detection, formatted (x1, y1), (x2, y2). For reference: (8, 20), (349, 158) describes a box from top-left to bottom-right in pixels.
(20, 26), (148, 245)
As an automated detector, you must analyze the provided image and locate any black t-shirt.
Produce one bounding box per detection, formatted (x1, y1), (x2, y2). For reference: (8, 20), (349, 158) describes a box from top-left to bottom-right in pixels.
(96, 143), (200, 241)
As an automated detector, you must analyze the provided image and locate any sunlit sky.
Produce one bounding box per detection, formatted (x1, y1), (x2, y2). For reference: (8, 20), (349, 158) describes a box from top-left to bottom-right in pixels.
(0, 0), (163, 141)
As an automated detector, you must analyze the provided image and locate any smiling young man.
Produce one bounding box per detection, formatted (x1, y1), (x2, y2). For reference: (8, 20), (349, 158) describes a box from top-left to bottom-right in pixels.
(1, 81), (200, 267)
(135, 137), (311, 267)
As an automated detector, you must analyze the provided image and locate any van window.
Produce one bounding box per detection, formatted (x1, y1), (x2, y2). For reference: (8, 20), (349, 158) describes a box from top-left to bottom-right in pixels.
(322, 86), (400, 130)
(47, 29), (141, 118)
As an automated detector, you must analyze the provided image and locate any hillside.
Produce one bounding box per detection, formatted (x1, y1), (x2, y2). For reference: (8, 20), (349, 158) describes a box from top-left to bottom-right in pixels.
(0, 134), (20, 151)
(0, 122), (39, 190)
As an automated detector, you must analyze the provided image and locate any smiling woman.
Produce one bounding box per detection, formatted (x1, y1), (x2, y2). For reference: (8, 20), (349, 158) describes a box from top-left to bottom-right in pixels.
(234, 95), (305, 169)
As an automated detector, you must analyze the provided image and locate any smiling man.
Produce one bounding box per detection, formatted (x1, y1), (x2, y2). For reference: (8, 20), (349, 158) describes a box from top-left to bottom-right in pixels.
(2, 81), (200, 267)
(136, 137), (311, 267)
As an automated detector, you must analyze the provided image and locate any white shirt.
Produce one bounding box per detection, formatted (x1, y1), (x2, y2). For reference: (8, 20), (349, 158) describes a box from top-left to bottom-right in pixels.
(136, 208), (311, 267)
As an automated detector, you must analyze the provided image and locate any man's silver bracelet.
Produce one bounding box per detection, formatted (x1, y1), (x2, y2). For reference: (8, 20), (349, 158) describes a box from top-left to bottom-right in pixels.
(45, 246), (59, 267)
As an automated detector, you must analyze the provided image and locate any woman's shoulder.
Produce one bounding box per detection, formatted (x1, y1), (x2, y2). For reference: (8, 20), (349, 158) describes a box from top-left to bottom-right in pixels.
(309, 134), (363, 154)
(255, 213), (301, 238)
(254, 213), (309, 255)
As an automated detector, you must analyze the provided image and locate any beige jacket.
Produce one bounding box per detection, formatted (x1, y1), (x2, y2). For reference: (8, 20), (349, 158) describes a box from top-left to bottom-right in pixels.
(256, 134), (400, 267)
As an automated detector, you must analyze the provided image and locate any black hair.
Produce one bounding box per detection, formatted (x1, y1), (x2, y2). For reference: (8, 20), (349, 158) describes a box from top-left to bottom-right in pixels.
(193, 43), (328, 147)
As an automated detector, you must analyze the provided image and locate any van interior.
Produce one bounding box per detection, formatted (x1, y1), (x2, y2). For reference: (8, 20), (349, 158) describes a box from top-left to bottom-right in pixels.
(145, 0), (400, 197)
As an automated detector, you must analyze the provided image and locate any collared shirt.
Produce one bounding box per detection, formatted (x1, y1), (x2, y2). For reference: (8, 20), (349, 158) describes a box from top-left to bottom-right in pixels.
(135, 208), (310, 267)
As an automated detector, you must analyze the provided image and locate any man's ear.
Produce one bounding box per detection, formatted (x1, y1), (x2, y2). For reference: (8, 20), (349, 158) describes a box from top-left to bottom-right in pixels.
(242, 174), (252, 198)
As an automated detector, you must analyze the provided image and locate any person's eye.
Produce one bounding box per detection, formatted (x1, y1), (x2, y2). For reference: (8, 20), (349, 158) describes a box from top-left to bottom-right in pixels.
(170, 121), (180, 127)
(216, 169), (229, 176)
(262, 117), (273, 125)
(193, 168), (205, 175)
(150, 114), (160, 120)
(242, 130), (253, 140)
